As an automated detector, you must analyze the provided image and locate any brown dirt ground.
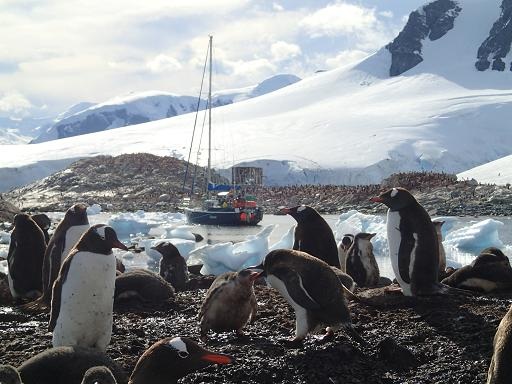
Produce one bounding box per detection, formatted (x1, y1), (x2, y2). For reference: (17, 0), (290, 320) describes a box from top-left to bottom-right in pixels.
(0, 274), (511, 384)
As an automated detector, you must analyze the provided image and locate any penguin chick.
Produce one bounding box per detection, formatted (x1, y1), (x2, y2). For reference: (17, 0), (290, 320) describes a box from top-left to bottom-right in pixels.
(346, 232), (380, 287)
(253, 249), (365, 345)
(442, 248), (512, 293)
(7, 213), (46, 301)
(49, 224), (128, 351)
(114, 269), (175, 304)
(487, 304), (512, 384)
(281, 205), (340, 267)
(152, 241), (189, 291)
(0, 364), (22, 384)
(81, 366), (117, 384)
(337, 234), (354, 272)
(129, 337), (233, 384)
(199, 270), (258, 341)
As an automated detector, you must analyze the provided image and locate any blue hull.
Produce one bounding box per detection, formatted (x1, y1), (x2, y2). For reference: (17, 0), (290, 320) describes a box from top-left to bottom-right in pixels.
(185, 207), (263, 226)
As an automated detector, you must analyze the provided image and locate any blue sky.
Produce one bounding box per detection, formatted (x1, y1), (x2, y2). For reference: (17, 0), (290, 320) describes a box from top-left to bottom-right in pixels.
(0, 0), (426, 118)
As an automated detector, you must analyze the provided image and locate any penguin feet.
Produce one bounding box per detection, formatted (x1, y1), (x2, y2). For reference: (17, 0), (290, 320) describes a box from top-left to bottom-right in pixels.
(317, 327), (335, 343)
(280, 337), (304, 349)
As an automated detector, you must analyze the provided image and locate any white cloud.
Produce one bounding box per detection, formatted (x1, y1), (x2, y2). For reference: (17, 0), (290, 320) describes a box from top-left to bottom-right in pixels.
(273, 2), (284, 12)
(325, 49), (369, 68)
(146, 54), (183, 73)
(271, 41), (302, 62)
(0, 91), (33, 116)
(379, 10), (394, 18)
(300, 2), (377, 37)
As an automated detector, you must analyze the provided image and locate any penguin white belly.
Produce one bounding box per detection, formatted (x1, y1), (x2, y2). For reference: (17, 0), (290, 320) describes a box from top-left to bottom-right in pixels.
(52, 251), (116, 351)
(266, 274), (309, 339)
(386, 210), (413, 296)
(61, 224), (90, 263)
(7, 267), (18, 299)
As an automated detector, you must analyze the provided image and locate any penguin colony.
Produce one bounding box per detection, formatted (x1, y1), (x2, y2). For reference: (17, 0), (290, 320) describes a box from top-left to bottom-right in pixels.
(2, 193), (512, 383)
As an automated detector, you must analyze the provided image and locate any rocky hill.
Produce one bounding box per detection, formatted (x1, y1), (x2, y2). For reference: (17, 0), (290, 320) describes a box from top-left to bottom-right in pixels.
(4, 154), (512, 216)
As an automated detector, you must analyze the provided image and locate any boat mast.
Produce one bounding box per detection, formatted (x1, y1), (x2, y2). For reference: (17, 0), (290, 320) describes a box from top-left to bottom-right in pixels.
(207, 35), (212, 198)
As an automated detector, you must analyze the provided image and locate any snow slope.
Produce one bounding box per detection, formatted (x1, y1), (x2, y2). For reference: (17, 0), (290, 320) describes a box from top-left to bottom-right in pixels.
(1, 0), (511, 190)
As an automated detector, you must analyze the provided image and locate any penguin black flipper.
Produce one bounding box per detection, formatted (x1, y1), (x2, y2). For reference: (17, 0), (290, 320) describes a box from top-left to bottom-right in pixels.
(271, 267), (321, 310)
(48, 253), (74, 332)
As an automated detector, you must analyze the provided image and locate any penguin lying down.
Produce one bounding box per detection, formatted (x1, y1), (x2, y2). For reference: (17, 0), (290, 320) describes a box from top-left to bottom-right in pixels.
(249, 249), (366, 346)
(442, 247), (512, 293)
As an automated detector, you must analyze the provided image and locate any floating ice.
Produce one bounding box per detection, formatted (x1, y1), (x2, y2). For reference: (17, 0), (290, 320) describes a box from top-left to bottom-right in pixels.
(107, 211), (186, 237)
(0, 231), (10, 245)
(444, 218), (504, 252)
(187, 225), (276, 275)
(269, 224), (295, 251)
(160, 225), (196, 241)
(86, 204), (102, 215)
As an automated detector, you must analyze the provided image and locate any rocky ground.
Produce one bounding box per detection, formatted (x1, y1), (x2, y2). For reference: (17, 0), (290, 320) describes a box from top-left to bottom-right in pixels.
(0, 274), (510, 384)
(4, 153), (512, 216)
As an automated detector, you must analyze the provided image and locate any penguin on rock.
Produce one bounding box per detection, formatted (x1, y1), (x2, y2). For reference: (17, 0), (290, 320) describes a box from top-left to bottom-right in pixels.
(199, 269), (258, 341)
(281, 205), (340, 267)
(49, 224), (128, 351)
(152, 241), (189, 291)
(7, 213), (47, 301)
(30, 203), (90, 308)
(370, 187), (461, 296)
(251, 249), (365, 345)
(345, 232), (380, 287)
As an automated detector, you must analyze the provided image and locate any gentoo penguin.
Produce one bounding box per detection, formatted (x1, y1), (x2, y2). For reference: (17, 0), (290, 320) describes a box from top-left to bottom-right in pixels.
(199, 270), (258, 340)
(36, 203), (90, 307)
(17, 346), (128, 384)
(488, 304), (512, 383)
(346, 232), (380, 287)
(153, 241), (189, 291)
(129, 336), (233, 384)
(0, 365), (22, 384)
(371, 188), (446, 296)
(114, 269), (175, 303)
(281, 205), (340, 267)
(432, 220), (446, 277)
(81, 366), (117, 384)
(252, 249), (365, 344)
(31, 213), (51, 244)
(442, 247), (512, 293)
(337, 234), (354, 272)
(7, 213), (47, 300)
(49, 224), (128, 351)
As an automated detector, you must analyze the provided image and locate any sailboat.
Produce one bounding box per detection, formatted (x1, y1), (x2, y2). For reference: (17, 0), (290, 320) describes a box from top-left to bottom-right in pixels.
(184, 36), (264, 226)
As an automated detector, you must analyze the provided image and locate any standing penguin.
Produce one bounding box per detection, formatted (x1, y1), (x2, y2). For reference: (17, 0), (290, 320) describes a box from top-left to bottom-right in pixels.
(31, 213), (52, 244)
(36, 203), (90, 307)
(152, 241), (189, 291)
(0, 365), (22, 384)
(7, 213), (47, 301)
(432, 220), (446, 277)
(81, 366), (117, 384)
(487, 304), (512, 384)
(252, 249), (365, 344)
(281, 205), (339, 267)
(346, 232), (380, 287)
(371, 187), (446, 296)
(49, 224), (128, 351)
(198, 270), (258, 341)
(337, 234), (354, 272)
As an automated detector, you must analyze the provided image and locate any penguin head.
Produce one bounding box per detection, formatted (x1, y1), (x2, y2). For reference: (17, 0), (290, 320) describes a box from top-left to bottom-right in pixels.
(370, 187), (417, 211)
(129, 337), (233, 383)
(280, 205), (318, 221)
(151, 241), (182, 262)
(340, 234), (354, 251)
(0, 364), (22, 384)
(81, 366), (117, 384)
(353, 233), (376, 254)
(472, 247), (510, 268)
(236, 269), (261, 286)
(13, 213), (32, 227)
(30, 213), (51, 230)
(65, 203), (89, 225)
(77, 224), (128, 254)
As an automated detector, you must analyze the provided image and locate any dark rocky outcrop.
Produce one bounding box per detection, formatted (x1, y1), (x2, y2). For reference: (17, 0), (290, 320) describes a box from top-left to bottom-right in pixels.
(0, 199), (20, 223)
(475, 0), (512, 71)
(386, 0), (461, 76)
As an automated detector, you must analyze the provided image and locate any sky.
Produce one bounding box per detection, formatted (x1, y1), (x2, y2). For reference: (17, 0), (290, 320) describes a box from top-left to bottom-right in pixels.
(0, 0), (426, 118)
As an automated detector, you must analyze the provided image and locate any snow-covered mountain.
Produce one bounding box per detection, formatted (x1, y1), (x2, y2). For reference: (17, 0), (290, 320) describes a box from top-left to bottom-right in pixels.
(1, 0), (511, 191)
(30, 74), (301, 144)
